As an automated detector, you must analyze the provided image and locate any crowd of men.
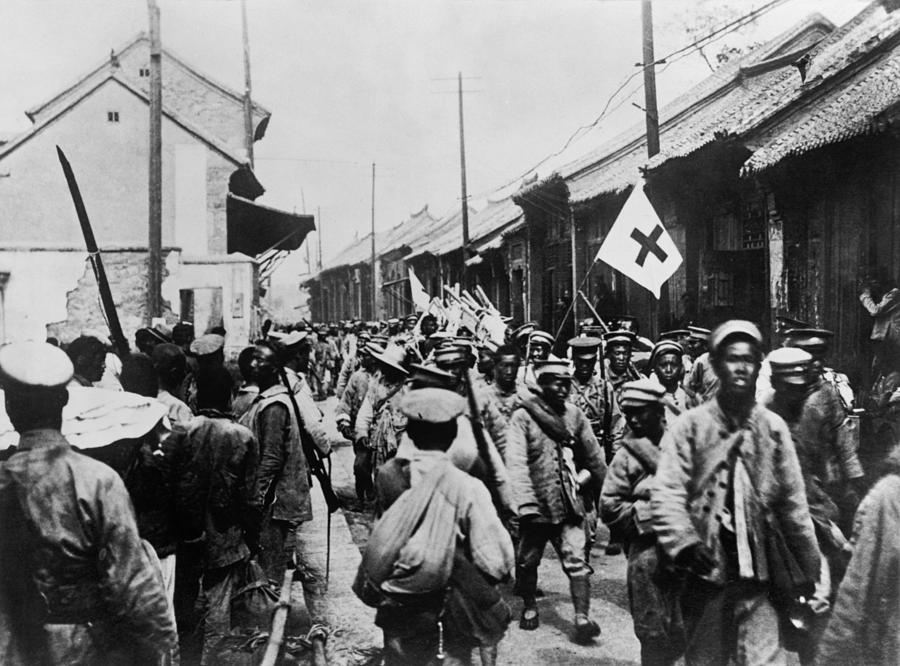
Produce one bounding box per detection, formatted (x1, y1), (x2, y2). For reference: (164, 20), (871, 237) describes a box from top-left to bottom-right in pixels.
(1, 298), (900, 665)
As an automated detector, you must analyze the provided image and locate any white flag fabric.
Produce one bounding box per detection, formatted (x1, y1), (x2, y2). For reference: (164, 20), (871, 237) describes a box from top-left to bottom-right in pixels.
(595, 182), (682, 299)
(408, 267), (430, 312)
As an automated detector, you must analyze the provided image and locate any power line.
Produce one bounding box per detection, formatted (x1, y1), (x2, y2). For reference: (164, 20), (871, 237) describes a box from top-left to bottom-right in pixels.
(465, 0), (793, 202)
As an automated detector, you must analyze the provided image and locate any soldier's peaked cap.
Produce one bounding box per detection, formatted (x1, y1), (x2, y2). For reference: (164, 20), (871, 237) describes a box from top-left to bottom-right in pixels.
(767, 347), (813, 385)
(659, 329), (690, 341)
(687, 325), (711, 340)
(0, 342), (73, 389)
(567, 336), (602, 357)
(603, 330), (636, 346)
(280, 330), (310, 349)
(534, 356), (571, 379)
(513, 322), (537, 340)
(408, 363), (458, 390)
(433, 344), (471, 366)
(709, 320), (763, 354)
(619, 378), (666, 408)
(784, 328), (833, 350)
(399, 388), (465, 423)
(529, 330), (554, 346)
(649, 340), (684, 367)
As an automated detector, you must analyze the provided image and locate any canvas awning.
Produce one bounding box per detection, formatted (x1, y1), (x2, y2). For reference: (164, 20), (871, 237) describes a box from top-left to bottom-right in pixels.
(226, 193), (315, 256)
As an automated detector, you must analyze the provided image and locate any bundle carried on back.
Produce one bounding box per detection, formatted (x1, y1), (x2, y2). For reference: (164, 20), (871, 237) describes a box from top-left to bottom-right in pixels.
(353, 458), (460, 607)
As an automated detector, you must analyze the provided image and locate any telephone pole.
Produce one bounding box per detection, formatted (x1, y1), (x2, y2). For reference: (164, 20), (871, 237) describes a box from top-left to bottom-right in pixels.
(457, 71), (470, 288)
(370, 163), (377, 319)
(641, 0), (660, 158)
(147, 0), (162, 320)
(241, 0), (254, 168)
(317, 206), (323, 270)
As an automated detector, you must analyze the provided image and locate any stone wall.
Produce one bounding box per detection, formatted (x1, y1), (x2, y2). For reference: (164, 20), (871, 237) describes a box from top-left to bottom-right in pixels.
(46, 249), (178, 345)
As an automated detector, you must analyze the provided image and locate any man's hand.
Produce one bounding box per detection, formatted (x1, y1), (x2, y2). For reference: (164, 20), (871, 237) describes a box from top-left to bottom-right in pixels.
(676, 542), (716, 576)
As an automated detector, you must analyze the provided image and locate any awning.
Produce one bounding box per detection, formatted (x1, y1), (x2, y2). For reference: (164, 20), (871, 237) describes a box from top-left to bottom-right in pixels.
(226, 193), (315, 256)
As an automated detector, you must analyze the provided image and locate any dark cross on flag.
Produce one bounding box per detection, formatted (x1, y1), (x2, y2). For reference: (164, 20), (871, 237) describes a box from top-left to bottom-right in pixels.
(630, 225), (668, 267)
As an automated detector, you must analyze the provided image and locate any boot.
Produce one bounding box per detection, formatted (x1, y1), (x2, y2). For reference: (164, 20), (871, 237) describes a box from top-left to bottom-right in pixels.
(570, 576), (600, 644)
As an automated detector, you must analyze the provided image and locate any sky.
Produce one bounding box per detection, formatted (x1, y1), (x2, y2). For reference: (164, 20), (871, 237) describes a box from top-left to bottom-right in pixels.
(0, 0), (867, 290)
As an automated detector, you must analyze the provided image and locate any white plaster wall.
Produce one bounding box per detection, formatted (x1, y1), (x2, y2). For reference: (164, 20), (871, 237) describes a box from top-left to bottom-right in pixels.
(179, 257), (255, 352)
(0, 250), (89, 342)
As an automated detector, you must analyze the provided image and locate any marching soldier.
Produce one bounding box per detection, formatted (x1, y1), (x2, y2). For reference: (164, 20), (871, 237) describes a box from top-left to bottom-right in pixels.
(652, 321), (821, 664)
(481, 344), (526, 436)
(335, 339), (379, 442)
(601, 379), (683, 666)
(506, 358), (607, 643)
(568, 336), (624, 462)
(604, 330), (641, 398)
(0, 342), (176, 664)
(517, 329), (553, 388)
(684, 327), (719, 402)
(648, 339), (697, 424)
(335, 330), (371, 398)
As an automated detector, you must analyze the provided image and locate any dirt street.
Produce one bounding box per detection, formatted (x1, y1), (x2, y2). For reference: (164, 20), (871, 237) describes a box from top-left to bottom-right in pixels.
(314, 396), (642, 665)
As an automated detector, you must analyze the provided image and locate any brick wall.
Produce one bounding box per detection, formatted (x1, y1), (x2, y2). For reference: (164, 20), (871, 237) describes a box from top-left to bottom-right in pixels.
(47, 249), (176, 345)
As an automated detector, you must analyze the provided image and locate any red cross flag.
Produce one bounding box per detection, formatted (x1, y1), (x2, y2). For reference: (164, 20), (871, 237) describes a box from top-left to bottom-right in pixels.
(594, 182), (682, 298)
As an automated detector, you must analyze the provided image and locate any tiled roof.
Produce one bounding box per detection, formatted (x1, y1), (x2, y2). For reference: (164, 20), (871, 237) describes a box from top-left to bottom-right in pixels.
(409, 195), (523, 260)
(540, 14), (837, 203)
(315, 205), (440, 274)
(744, 3), (900, 172)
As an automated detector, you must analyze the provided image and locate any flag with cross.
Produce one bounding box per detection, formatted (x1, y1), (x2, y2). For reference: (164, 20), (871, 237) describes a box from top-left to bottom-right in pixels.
(594, 180), (682, 299)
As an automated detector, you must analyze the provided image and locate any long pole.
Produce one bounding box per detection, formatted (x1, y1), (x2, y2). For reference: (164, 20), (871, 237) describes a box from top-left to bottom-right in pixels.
(370, 162), (377, 320)
(641, 0), (660, 159)
(317, 206), (323, 270)
(241, 0), (254, 168)
(458, 71), (470, 289)
(147, 0), (162, 321)
(570, 211), (578, 332)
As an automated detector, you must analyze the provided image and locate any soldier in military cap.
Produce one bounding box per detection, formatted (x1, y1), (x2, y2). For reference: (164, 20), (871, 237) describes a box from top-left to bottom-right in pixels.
(335, 338), (379, 442)
(0, 342), (176, 664)
(368, 387), (514, 666)
(684, 327), (719, 403)
(475, 339), (499, 390)
(512, 322), (537, 359)
(516, 329), (553, 388)
(506, 358), (607, 643)
(568, 336), (624, 463)
(604, 330), (640, 397)
(601, 379), (683, 666)
(649, 339), (697, 423)
(652, 321), (820, 665)
(783, 329), (866, 532)
(335, 330), (372, 398)
(481, 344), (525, 436)
(355, 344), (410, 499)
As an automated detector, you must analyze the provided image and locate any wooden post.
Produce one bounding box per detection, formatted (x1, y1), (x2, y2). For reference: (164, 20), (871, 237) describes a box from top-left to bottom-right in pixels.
(641, 0), (660, 159)
(371, 162), (377, 319)
(147, 0), (163, 320)
(458, 72), (470, 288)
(241, 0), (255, 168)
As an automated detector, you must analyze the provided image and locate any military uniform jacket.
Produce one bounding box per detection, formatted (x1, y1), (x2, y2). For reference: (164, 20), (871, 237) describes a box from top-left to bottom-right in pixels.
(600, 433), (660, 542)
(506, 400), (607, 524)
(335, 367), (372, 431)
(0, 429), (176, 663)
(651, 399), (821, 586)
(568, 373), (625, 446)
(240, 385), (311, 523)
(684, 352), (719, 402)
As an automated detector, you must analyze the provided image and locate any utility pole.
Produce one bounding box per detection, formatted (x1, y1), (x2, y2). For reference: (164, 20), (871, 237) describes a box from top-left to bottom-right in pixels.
(317, 206), (323, 270)
(241, 0), (254, 168)
(457, 71), (470, 288)
(641, 0), (660, 158)
(370, 163), (377, 319)
(147, 0), (163, 320)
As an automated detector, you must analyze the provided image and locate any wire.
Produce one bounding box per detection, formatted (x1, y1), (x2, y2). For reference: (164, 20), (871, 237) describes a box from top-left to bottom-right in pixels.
(466, 0), (793, 202)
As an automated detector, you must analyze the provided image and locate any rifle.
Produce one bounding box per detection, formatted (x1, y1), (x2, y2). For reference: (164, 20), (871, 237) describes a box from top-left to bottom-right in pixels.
(57, 146), (130, 358)
(278, 367), (341, 514)
(463, 369), (509, 516)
